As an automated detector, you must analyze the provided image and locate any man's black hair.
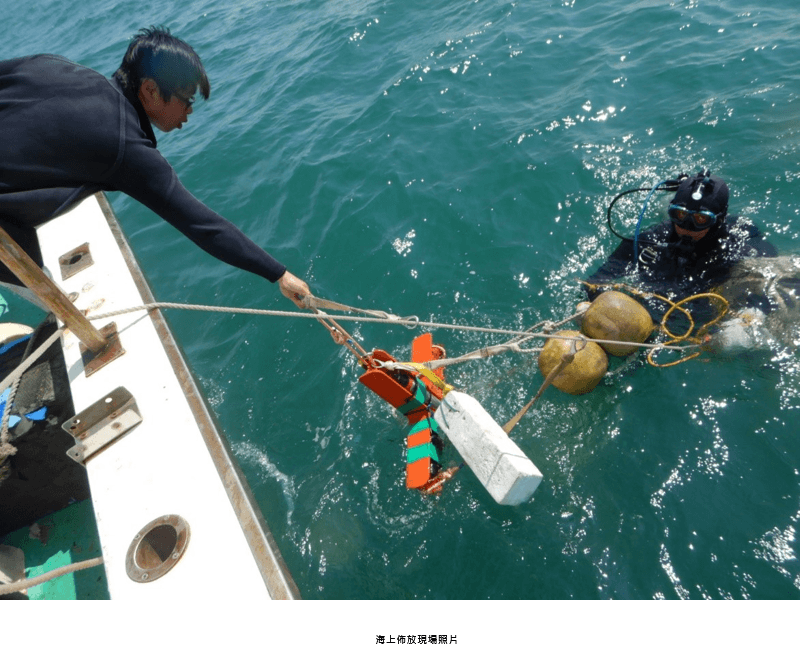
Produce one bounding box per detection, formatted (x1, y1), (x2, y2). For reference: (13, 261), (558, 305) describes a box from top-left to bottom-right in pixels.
(114, 25), (210, 101)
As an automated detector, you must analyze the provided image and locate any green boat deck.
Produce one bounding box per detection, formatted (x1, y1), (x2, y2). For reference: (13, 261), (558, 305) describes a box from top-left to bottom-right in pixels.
(1, 499), (108, 599)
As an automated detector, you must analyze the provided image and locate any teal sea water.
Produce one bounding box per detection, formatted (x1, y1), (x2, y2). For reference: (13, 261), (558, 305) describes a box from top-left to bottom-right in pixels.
(4, 0), (800, 612)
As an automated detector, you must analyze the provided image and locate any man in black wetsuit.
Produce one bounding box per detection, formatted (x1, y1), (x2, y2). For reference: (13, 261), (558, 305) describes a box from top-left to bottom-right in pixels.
(0, 26), (309, 306)
(586, 171), (777, 305)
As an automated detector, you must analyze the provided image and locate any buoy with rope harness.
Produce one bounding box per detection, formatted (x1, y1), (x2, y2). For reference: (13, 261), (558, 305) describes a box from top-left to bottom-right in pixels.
(580, 290), (654, 357)
(537, 330), (608, 395)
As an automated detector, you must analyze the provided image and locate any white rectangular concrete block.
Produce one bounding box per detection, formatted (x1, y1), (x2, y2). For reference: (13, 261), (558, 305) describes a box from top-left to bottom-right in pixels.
(436, 391), (543, 505)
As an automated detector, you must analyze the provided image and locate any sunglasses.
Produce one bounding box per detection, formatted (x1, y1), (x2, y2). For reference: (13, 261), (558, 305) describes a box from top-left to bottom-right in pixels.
(173, 92), (196, 109)
(668, 204), (720, 230)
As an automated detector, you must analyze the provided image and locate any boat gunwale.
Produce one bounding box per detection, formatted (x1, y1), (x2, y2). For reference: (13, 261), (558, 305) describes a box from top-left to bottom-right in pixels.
(95, 192), (300, 600)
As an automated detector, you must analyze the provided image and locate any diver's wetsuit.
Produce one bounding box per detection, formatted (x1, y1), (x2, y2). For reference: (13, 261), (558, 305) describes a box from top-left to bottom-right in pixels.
(0, 54), (287, 285)
(587, 216), (777, 300)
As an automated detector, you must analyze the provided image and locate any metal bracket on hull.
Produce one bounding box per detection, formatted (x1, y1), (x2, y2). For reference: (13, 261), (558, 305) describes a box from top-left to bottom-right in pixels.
(63, 387), (142, 466)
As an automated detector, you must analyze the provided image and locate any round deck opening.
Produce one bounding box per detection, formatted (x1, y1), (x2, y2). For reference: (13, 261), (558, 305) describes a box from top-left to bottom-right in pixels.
(126, 515), (190, 583)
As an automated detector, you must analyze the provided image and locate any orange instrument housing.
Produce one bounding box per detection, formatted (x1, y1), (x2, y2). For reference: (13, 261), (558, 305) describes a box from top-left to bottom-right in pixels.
(358, 334), (447, 490)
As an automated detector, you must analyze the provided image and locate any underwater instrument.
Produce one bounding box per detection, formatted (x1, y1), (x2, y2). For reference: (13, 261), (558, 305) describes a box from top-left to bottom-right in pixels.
(702, 308), (769, 353)
(321, 288), (714, 499)
(358, 332), (541, 504)
(706, 255), (800, 352)
(359, 335), (451, 493)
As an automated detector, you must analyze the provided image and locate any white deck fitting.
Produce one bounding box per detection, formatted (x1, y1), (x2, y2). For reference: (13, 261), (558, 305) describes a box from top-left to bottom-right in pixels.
(37, 195), (297, 600)
(437, 391), (543, 505)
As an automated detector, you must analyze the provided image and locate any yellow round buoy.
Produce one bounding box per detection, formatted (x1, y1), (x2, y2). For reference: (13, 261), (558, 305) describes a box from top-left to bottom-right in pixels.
(581, 291), (654, 357)
(572, 301), (592, 329)
(537, 330), (608, 395)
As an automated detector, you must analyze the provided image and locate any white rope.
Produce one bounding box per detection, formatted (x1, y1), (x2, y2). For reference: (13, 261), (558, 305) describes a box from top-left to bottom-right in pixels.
(0, 556), (104, 596)
(378, 342), (544, 372)
(85, 300), (692, 353)
(0, 375), (22, 460)
(305, 296), (403, 322)
(0, 328), (64, 397)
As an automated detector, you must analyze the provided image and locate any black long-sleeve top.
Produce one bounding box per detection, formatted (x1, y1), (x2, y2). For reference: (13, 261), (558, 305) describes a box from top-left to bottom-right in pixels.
(0, 54), (287, 282)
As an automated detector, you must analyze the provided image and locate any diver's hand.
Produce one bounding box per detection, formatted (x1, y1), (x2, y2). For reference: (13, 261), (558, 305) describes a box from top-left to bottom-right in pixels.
(278, 270), (311, 308)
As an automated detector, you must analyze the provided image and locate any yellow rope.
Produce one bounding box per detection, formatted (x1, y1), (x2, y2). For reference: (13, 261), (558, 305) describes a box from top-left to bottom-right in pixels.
(645, 292), (729, 367)
(379, 361), (456, 395)
(580, 282), (730, 368)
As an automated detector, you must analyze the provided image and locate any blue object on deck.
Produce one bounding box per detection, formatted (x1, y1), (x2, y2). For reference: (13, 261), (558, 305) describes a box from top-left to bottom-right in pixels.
(0, 386), (48, 428)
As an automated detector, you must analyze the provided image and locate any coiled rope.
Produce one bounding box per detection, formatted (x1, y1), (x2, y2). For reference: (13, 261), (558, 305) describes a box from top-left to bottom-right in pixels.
(579, 282), (729, 367)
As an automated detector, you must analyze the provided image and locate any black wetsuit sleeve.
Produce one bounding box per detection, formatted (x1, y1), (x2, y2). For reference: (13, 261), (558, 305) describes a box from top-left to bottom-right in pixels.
(587, 240), (635, 283)
(109, 136), (287, 283)
(0, 54), (288, 284)
(584, 240), (636, 299)
(732, 219), (780, 313)
(750, 229), (778, 258)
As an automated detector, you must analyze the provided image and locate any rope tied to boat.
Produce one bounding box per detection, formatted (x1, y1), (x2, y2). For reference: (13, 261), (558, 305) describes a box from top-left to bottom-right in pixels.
(0, 290), (706, 471)
(83, 296), (700, 359)
(0, 327), (65, 473)
(0, 555), (104, 596)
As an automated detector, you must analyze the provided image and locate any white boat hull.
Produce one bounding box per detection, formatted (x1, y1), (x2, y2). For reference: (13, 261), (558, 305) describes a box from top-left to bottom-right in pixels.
(36, 193), (297, 600)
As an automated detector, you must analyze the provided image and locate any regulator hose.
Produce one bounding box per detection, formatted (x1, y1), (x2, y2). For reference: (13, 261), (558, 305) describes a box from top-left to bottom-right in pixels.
(605, 177), (686, 259)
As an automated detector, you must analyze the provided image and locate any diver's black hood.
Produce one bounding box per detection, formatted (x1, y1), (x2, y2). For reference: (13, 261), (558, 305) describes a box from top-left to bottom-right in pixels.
(671, 171), (729, 219)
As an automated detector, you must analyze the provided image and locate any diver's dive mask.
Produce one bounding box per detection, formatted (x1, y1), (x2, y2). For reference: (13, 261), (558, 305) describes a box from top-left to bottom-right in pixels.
(668, 204), (722, 231)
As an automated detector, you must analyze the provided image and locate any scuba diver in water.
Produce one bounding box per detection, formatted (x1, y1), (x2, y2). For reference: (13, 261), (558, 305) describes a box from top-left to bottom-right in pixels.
(585, 171), (777, 304)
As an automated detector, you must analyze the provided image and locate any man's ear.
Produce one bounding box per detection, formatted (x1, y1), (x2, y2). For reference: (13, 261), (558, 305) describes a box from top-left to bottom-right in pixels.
(138, 78), (161, 108)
